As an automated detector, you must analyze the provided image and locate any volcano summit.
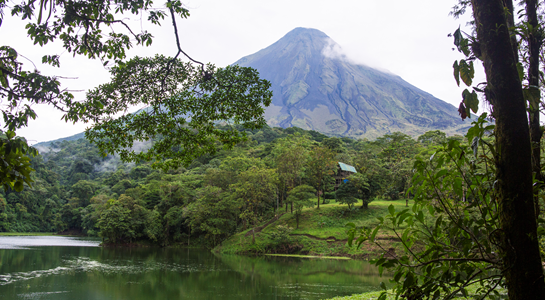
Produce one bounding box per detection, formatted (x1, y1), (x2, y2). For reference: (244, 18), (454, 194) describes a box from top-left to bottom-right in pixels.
(233, 27), (466, 138)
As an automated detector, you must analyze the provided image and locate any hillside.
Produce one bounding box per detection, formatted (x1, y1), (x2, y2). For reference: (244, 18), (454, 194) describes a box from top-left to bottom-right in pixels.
(215, 199), (409, 259)
(234, 27), (469, 138)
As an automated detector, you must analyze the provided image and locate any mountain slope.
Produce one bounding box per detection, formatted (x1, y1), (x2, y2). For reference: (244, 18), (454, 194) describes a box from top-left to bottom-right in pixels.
(233, 27), (467, 138)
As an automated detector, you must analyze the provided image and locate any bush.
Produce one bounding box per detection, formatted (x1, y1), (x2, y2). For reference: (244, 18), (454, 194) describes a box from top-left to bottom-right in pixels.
(269, 225), (293, 245)
(324, 192), (336, 199)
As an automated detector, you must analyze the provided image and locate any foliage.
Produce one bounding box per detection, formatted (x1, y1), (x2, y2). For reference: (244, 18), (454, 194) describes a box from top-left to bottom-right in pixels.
(347, 115), (502, 299)
(286, 185), (315, 228)
(0, 124), (433, 251)
(1, 0), (273, 188)
(335, 181), (359, 210)
(273, 134), (310, 211)
(183, 186), (239, 246)
(85, 60), (272, 170)
(373, 132), (418, 200)
(417, 130), (447, 146)
(347, 173), (374, 209)
(231, 165), (277, 243)
(268, 224), (293, 246)
(0, 131), (36, 192)
(306, 145), (337, 208)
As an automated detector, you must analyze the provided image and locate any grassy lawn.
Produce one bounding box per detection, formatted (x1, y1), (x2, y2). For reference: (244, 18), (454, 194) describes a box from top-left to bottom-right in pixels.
(215, 198), (410, 258)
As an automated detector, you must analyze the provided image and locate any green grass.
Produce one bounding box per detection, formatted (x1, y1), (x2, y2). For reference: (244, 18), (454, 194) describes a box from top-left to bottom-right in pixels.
(325, 290), (385, 300)
(264, 254), (351, 259)
(215, 198), (411, 258)
(324, 285), (507, 299)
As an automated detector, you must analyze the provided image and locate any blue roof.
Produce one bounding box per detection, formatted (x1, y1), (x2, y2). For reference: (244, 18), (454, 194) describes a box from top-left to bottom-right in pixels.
(338, 162), (357, 173)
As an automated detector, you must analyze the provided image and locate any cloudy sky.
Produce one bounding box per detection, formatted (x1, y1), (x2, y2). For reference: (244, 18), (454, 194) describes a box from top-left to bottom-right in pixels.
(1, 0), (480, 145)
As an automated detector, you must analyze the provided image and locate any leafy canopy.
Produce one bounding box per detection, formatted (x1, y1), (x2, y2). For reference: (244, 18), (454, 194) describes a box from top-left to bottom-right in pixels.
(1, 0), (273, 183)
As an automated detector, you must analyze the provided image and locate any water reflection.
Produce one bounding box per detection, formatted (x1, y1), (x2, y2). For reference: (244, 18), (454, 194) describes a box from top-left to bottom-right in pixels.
(0, 236), (100, 249)
(0, 237), (388, 300)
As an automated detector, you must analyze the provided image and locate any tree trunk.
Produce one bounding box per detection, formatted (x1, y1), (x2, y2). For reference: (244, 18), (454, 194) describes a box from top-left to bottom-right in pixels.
(503, 0), (519, 61)
(317, 189), (321, 209)
(526, 0), (542, 220)
(322, 181), (327, 204)
(471, 0), (545, 298)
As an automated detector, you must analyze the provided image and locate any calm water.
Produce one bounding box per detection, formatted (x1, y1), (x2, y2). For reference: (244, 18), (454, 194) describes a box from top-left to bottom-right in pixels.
(0, 236), (388, 300)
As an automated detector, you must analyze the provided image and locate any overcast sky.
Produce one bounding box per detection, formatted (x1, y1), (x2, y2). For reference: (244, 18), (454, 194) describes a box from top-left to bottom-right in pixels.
(1, 0), (480, 145)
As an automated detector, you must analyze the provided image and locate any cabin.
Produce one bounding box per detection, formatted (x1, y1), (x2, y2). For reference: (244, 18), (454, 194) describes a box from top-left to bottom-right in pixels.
(334, 162), (357, 190)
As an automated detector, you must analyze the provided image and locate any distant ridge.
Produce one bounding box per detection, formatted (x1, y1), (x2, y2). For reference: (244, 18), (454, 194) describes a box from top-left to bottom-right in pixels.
(34, 132), (85, 148)
(233, 27), (468, 138)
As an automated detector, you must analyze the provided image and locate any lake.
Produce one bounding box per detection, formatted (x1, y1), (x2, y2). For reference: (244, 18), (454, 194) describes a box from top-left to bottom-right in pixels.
(0, 236), (388, 299)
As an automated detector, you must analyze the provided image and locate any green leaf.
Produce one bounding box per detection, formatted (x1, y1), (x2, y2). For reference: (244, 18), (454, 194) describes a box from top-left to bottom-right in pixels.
(463, 89), (479, 115)
(523, 87), (540, 111)
(370, 226), (380, 241)
(435, 169), (448, 179)
(471, 136), (480, 157)
(453, 27), (463, 48)
(459, 60), (474, 87)
(453, 177), (463, 197)
(453, 61), (460, 86)
(388, 204), (395, 216)
(517, 62), (525, 81)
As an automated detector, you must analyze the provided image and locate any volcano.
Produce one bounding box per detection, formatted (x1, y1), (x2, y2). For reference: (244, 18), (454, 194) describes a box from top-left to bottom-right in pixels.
(233, 27), (466, 138)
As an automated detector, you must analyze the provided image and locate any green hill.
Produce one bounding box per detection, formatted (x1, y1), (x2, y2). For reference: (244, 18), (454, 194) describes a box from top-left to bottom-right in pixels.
(215, 199), (410, 259)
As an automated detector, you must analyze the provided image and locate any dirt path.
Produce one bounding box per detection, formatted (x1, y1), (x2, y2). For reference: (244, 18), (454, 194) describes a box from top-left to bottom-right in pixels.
(244, 213), (286, 237)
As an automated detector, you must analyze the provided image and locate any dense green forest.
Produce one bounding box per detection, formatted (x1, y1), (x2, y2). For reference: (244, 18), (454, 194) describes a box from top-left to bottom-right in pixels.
(0, 125), (459, 248)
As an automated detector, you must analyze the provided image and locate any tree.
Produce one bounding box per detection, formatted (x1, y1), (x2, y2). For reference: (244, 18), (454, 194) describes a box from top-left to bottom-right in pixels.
(322, 137), (344, 153)
(347, 173), (373, 209)
(335, 181), (358, 210)
(1, 0), (272, 184)
(183, 186), (239, 246)
(273, 134), (309, 212)
(417, 130), (447, 146)
(97, 195), (146, 243)
(70, 180), (96, 206)
(374, 132), (417, 199)
(469, 1), (545, 297)
(231, 166), (277, 244)
(347, 1), (545, 299)
(286, 185), (315, 229)
(306, 145), (337, 208)
(97, 202), (132, 244)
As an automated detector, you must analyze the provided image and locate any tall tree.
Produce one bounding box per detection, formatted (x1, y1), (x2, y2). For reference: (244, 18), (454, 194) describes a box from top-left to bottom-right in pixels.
(231, 166), (277, 243)
(346, 2), (545, 299)
(470, 0), (545, 297)
(273, 134), (309, 212)
(286, 185), (315, 229)
(306, 145), (336, 208)
(524, 0), (543, 218)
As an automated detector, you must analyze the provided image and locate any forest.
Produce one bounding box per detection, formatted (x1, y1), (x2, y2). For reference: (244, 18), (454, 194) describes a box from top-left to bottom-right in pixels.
(0, 125), (457, 248)
(2, 0), (545, 298)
